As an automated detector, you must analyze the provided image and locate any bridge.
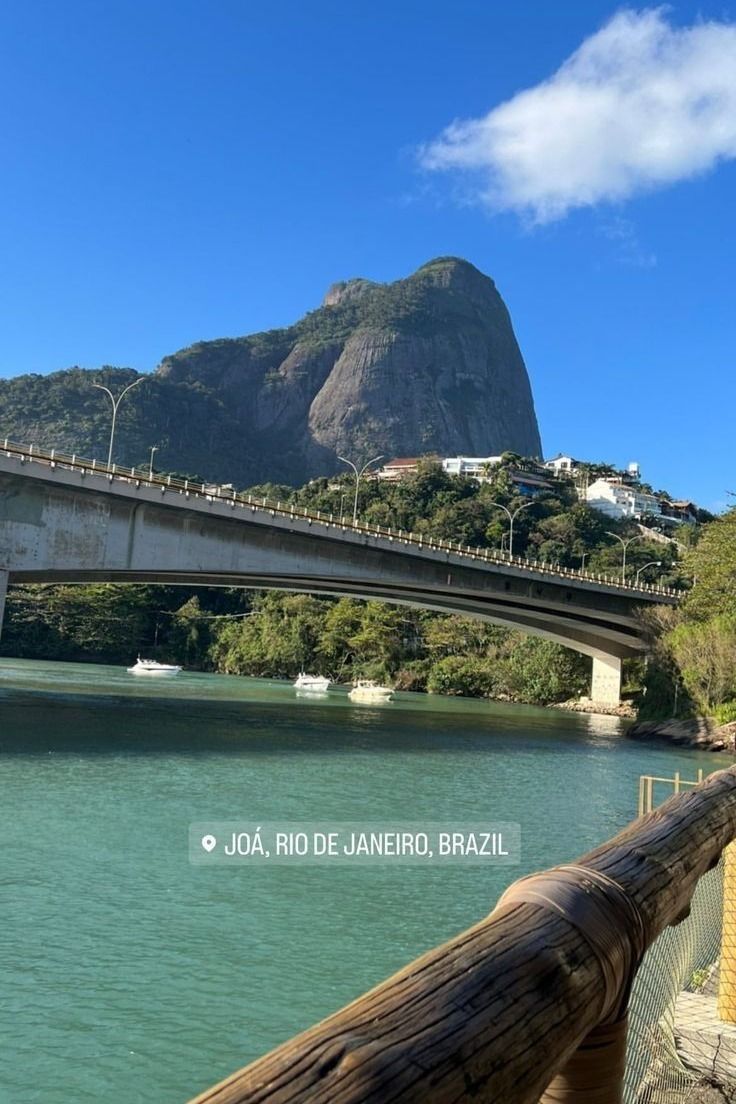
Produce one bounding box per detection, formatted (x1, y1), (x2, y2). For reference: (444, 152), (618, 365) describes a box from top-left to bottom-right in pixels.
(0, 440), (679, 704)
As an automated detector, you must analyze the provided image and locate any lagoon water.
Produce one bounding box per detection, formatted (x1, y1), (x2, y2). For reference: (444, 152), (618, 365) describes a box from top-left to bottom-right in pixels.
(0, 657), (727, 1103)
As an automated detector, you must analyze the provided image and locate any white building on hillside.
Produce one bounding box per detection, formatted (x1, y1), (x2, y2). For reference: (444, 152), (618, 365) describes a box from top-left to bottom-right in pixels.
(586, 479), (661, 521)
(545, 454), (642, 481)
(441, 456), (503, 480)
(544, 454), (580, 476)
(376, 457), (423, 481)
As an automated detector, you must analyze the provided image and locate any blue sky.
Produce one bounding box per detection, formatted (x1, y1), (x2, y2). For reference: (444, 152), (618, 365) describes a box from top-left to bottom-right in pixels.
(1, 1), (734, 509)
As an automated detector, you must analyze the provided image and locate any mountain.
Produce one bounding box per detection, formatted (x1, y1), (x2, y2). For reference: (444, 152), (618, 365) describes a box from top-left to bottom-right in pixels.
(0, 257), (542, 486)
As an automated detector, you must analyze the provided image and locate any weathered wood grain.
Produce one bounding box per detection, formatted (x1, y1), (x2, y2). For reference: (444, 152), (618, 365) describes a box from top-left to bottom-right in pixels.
(188, 766), (736, 1104)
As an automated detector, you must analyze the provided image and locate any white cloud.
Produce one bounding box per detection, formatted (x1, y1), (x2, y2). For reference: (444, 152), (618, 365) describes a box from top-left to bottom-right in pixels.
(598, 215), (657, 267)
(420, 8), (736, 222)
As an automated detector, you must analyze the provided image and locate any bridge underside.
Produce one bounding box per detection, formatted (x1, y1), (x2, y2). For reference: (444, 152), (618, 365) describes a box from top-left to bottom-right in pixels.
(0, 460), (666, 705)
(0, 566), (632, 704)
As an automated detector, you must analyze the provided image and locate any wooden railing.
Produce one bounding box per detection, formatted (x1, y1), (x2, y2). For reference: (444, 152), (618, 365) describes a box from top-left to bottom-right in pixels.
(0, 438), (680, 600)
(638, 769), (706, 815)
(187, 767), (736, 1104)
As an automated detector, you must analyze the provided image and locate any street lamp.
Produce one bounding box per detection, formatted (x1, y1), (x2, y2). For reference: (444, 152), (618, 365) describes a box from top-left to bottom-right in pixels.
(337, 454), (384, 524)
(488, 500), (535, 557)
(92, 376), (145, 466)
(605, 532), (641, 583)
(339, 492), (347, 519)
(148, 446), (159, 479)
(635, 560), (662, 586)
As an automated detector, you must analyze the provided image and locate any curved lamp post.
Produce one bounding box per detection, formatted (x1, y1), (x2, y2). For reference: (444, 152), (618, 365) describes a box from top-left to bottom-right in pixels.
(488, 500), (535, 557)
(337, 455), (384, 524)
(92, 377), (145, 467)
(148, 445), (159, 479)
(606, 531), (641, 583)
(635, 560), (662, 586)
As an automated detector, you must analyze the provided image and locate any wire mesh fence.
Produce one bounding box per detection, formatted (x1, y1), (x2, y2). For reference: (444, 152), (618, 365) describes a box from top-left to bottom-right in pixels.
(626, 774), (735, 1103)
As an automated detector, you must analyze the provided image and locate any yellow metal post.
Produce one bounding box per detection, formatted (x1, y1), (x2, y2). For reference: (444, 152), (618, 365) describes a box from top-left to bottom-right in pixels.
(719, 842), (736, 1023)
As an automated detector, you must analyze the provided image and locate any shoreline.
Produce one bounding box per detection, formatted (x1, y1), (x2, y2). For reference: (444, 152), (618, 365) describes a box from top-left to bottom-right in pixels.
(549, 697), (637, 719)
(627, 717), (736, 753)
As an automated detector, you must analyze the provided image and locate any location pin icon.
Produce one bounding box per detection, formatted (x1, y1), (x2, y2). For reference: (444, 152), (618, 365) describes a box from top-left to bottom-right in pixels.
(201, 834), (217, 853)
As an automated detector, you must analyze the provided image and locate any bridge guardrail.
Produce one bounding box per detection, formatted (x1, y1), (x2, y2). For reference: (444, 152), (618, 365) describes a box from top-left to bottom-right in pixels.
(0, 439), (680, 600)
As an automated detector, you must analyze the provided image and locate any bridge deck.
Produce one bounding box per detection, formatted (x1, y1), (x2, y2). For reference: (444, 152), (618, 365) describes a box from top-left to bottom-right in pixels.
(0, 439), (679, 601)
(0, 440), (680, 702)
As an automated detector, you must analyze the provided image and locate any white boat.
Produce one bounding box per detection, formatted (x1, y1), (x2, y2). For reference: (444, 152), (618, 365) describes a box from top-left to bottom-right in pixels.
(127, 657), (182, 676)
(293, 672), (331, 691)
(348, 679), (393, 703)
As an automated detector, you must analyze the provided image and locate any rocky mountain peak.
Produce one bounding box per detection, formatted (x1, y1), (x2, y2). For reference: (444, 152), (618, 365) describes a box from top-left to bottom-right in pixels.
(322, 278), (377, 307)
(0, 257), (543, 486)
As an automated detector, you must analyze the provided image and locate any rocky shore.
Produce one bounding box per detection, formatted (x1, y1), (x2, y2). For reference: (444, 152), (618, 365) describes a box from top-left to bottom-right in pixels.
(627, 717), (736, 753)
(551, 697), (637, 719)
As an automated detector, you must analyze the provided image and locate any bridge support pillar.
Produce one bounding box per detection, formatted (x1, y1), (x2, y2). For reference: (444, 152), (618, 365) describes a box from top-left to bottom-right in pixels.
(591, 655), (622, 706)
(0, 570), (7, 641)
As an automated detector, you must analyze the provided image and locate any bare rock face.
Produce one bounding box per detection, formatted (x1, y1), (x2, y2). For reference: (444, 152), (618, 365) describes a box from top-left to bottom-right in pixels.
(0, 257), (543, 487)
(321, 278), (378, 307)
(305, 258), (541, 467)
(156, 257), (542, 483)
(307, 325), (533, 463)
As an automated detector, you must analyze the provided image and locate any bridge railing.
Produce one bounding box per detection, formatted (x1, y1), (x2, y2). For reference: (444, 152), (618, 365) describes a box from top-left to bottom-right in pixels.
(183, 767), (736, 1104)
(0, 438), (680, 599)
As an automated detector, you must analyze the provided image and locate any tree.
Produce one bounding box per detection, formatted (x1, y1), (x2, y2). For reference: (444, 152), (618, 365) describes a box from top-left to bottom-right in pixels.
(501, 637), (588, 704)
(667, 616), (736, 713)
(208, 592), (326, 677)
(317, 599), (365, 674)
(426, 656), (499, 697)
(638, 509), (736, 720)
(681, 508), (736, 621)
(346, 603), (408, 679)
(169, 596), (208, 666)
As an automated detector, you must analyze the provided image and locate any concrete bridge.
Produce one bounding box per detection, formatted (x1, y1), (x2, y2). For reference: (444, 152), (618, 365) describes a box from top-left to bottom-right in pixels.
(0, 441), (679, 703)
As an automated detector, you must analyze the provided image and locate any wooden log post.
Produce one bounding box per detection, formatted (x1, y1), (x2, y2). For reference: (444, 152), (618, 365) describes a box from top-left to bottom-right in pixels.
(719, 841), (736, 1023)
(188, 767), (736, 1104)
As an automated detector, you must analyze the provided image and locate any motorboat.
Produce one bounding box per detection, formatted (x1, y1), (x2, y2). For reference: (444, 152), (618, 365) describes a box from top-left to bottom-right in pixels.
(293, 673), (331, 692)
(348, 679), (393, 703)
(127, 657), (182, 676)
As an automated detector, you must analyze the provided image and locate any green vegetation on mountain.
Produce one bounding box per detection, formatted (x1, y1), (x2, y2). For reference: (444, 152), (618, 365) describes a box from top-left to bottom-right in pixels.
(0, 257), (541, 487)
(2, 455), (689, 706)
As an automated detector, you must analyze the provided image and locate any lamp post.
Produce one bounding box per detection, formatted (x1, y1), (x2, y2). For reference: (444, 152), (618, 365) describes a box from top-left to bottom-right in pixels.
(488, 500), (535, 557)
(148, 446), (159, 479)
(606, 532), (641, 583)
(92, 376), (145, 467)
(635, 560), (662, 586)
(339, 492), (347, 520)
(337, 454), (384, 524)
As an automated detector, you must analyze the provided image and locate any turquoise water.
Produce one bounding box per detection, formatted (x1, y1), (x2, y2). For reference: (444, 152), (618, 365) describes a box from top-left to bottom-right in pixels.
(0, 657), (729, 1104)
